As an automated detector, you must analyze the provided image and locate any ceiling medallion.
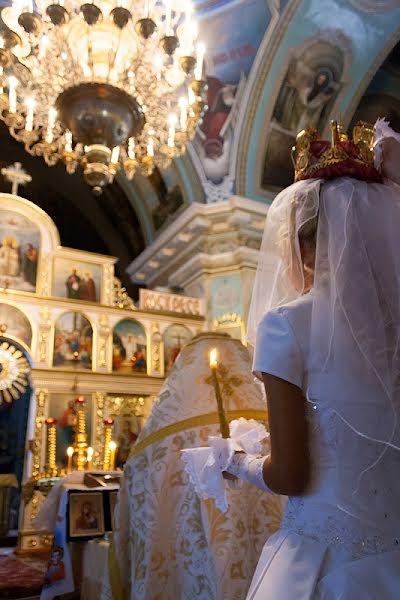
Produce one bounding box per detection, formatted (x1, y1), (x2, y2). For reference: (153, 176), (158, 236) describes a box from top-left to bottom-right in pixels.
(0, 1), (207, 194)
(0, 341), (30, 405)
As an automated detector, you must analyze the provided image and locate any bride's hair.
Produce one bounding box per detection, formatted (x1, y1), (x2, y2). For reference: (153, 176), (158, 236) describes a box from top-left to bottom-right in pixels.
(298, 215), (318, 290)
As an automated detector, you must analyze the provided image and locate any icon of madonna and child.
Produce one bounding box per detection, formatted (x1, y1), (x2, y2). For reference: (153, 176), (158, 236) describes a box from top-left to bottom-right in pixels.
(0, 210), (40, 293)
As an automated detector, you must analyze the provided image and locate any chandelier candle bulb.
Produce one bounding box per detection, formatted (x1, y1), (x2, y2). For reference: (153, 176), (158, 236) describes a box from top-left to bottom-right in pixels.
(65, 129), (73, 152)
(109, 440), (117, 470)
(46, 107), (57, 143)
(179, 97), (188, 132)
(165, 0), (172, 35)
(147, 134), (154, 157)
(25, 98), (35, 132)
(209, 348), (230, 439)
(111, 145), (120, 163)
(8, 77), (18, 113)
(128, 137), (135, 159)
(168, 113), (177, 147)
(195, 42), (205, 80)
(188, 86), (196, 105)
(67, 446), (74, 474)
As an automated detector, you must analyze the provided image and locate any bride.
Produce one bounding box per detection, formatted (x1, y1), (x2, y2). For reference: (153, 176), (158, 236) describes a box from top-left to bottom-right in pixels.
(221, 120), (400, 598)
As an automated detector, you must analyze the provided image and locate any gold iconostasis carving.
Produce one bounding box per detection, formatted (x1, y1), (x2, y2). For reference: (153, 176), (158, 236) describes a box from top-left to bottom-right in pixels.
(0, 192), (205, 552)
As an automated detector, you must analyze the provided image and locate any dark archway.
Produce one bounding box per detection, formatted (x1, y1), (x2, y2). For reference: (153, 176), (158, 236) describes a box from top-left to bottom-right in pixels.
(0, 122), (145, 298)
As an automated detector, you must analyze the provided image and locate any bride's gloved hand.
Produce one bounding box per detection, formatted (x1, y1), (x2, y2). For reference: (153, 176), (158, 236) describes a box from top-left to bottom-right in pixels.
(224, 452), (271, 492)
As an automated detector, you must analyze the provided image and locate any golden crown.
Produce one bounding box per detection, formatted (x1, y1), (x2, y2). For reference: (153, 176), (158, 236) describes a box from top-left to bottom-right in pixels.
(292, 120), (382, 183)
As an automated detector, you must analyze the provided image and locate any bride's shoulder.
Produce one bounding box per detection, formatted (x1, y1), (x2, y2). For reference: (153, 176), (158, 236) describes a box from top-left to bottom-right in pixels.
(272, 291), (313, 321)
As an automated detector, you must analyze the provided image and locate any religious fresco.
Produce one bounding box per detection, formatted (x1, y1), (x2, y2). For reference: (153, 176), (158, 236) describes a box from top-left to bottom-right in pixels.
(193, 0), (271, 190)
(0, 303), (32, 347)
(112, 318), (147, 374)
(47, 393), (93, 468)
(0, 209), (40, 293)
(53, 257), (102, 303)
(163, 324), (192, 373)
(210, 273), (242, 319)
(53, 312), (93, 370)
(148, 168), (184, 231)
(262, 37), (345, 191)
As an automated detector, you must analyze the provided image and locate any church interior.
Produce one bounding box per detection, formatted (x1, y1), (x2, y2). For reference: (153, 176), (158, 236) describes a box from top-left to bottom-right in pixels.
(0, 0), (399, 598)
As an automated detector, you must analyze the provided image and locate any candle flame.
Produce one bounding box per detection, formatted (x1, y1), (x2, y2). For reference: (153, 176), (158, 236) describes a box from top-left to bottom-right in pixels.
(67, 446), (74, 457)
(109, 441), (117, 451)
(87, 446), (93, 457)
(210, 348), (218, 368)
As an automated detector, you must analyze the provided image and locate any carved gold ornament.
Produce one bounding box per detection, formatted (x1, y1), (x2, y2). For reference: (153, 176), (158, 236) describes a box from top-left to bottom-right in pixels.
(0, 341), (30, 405)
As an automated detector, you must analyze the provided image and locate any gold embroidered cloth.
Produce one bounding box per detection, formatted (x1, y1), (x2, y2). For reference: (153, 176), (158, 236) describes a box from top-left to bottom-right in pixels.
(110, 335), (284, 600)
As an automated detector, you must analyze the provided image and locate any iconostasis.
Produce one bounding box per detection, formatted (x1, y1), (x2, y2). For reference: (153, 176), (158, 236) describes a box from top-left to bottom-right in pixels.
(0, 192), (205, 552)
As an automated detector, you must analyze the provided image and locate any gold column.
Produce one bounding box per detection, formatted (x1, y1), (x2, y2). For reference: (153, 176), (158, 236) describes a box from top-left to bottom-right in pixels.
(103, 418), (114, 470)
(44, 417), (58, 477)
(74, 396), (88, 471)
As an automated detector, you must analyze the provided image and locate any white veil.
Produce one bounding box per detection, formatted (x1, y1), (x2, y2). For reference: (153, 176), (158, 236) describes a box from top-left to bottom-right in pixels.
(247, 122), (400, 529)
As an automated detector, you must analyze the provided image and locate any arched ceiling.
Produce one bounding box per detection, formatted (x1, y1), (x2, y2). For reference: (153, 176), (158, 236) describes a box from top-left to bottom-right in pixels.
(234, 0), (400, 202)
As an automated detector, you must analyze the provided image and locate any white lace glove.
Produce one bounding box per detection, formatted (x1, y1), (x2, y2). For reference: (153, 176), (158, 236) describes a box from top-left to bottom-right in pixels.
(181, 418), (269, 512)
(225, 452), (270, 492)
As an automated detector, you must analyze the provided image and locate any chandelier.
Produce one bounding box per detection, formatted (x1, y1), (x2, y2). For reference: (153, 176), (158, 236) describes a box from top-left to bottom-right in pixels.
(0, 0), (207, 193)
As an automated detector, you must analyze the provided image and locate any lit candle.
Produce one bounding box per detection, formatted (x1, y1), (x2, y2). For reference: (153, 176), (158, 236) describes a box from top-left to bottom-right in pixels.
(67, 446), (74, 474)
(154, 54), (163, 80)
(164, 0), (172, 35)
(46, 107), (57, 143)
(111, 145), (120, 163)
(144, 0), (150, 17)
(65, 129), (72, 152)
(209, 348), (230, 438)
(128, 137), (135, 159)
(168, 113), (177, 148)
(194, 42), (205, 80)
(87, 446), (93, 470)
(210, 348), (218, 370)
(188, 85), (196, 105)
(179, 97), (188, 132)
(25, 97), (35, 132)
(183, 3), (196, 54)
(147, 132), (154, 157)
(26, 0), (33, 13)
(109, 441), (117, 470)
(8, 77), (18, 113)
(0, 36), (4, 50)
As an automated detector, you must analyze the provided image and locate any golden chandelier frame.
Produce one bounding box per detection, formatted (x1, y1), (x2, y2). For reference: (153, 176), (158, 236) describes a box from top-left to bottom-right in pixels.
(0, 0), (207, 193)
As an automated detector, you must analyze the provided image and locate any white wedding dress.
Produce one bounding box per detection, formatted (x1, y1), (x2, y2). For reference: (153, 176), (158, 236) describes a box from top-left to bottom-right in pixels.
(250, 292), (400, 599)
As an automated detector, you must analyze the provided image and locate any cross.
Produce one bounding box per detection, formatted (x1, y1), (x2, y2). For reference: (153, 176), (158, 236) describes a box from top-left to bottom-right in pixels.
(1, 162), (32, 196)
(173, 334), (185, 348)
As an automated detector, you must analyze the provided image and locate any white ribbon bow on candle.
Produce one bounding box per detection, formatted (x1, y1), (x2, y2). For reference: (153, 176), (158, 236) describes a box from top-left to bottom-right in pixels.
(181, 417), (268, 512)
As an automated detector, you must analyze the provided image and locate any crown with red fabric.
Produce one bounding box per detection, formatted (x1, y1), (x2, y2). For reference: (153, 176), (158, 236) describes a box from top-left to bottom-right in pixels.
(292, 120), (382, 183)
